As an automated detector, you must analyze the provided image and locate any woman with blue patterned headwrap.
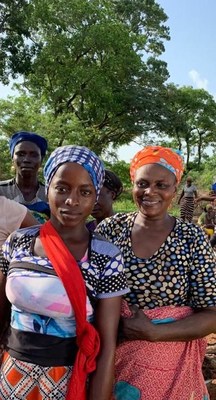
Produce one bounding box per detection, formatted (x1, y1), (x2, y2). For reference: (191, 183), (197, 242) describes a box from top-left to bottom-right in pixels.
(0, 131), (49, 223)
(43, 145), (105, 199)
(0, 145), (129, 400)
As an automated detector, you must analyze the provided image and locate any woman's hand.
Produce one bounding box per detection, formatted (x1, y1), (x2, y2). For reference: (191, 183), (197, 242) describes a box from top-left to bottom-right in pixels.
(122, 306), (216, 343)
(122, 305), (158, 342)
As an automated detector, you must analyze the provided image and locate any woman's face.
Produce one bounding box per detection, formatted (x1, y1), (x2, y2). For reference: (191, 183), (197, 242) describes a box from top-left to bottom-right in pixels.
(91, 186), (114, 220)
(186, 178), (192, 187)
(133, 163), (177, 219)
(48, 162), (97, 228)
(13, 141), (42, 177)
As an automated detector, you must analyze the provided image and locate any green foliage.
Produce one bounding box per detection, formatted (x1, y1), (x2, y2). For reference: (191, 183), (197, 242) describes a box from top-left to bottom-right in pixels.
(114, 190), (135, 213)
(0, 0), (170, 153)
(0, 138), (12, 179)
(186, 157), (216, 192)
(103, 160), (131, 188)
(1, 1), (215, 177)
(160, 84), (216, 169)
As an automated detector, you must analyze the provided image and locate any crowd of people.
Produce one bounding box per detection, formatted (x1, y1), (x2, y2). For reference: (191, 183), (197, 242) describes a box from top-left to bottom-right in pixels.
(0, 132), (215, 400)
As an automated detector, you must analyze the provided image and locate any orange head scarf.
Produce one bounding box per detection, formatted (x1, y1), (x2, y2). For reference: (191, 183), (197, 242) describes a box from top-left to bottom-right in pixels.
(130, 145), (184, 184)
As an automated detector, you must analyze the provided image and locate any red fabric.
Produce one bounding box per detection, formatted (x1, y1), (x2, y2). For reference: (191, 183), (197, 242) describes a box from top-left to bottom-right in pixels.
(112, 301), (208, 400)
(40, 220), (100, 400)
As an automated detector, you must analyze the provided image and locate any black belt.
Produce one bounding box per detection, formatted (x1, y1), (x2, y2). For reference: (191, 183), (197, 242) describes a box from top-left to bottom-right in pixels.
(8, 327), (78, 366)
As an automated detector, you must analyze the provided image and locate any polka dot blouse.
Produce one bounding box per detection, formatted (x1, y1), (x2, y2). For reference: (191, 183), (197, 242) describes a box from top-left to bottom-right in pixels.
(97, 212), (216, 310)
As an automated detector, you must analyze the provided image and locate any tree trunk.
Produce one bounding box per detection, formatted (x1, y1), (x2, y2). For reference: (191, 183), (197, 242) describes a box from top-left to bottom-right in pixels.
(197, 131), (202, 170)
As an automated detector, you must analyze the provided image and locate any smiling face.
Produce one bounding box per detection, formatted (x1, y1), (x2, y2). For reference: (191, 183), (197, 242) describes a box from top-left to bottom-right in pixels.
(132, 163), (177, 220)
(48, 162), (96, 228)
(13, 141), (42, 178)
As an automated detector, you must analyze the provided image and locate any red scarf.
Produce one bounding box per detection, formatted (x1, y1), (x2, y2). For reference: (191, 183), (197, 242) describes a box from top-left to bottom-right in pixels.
(40, 220), (100, 400)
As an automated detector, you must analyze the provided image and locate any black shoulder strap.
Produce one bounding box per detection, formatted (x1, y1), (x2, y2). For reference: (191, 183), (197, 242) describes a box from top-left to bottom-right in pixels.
(8, 261), (57, 276)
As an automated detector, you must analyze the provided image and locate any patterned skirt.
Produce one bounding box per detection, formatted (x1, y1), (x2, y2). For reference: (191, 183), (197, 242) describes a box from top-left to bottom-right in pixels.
(112, 302), (209, 400)
(180, 197), (195, 222)
(0, 352), (72, 399)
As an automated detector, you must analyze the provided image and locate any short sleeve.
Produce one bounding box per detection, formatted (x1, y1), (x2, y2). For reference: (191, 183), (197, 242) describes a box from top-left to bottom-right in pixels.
(0, 232), (14, 276)
(189, 227), (216, 308)
(0, 250), (9, 276)
(96, 218), (112, 240)
(0, 229), (24, 275)
(96, 251), (129, 299)
(96, 213), (129, 243)
(0, 197), (27, 248)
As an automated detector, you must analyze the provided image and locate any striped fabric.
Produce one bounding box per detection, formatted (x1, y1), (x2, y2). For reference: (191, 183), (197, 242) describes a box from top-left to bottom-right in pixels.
(180, 197), (195, 222)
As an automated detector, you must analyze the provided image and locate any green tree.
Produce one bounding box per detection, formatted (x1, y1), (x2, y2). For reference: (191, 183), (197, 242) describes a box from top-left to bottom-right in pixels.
(0, 0), (170, 153)
(0, 92), (90, 152)
(160, 85), (216, 169)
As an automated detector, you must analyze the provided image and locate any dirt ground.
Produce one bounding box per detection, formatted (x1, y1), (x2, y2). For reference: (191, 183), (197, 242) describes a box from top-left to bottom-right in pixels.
(203, 334), (216, 400)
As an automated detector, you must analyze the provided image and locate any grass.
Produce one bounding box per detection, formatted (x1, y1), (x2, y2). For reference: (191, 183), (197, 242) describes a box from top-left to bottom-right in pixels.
(114, 191), (136, 213)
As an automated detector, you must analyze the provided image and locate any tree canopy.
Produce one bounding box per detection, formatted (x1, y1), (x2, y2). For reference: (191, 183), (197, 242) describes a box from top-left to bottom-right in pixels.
(0, 0), (170, 153)
(1, 0), (215, 178)
(161, 85), (216, 169)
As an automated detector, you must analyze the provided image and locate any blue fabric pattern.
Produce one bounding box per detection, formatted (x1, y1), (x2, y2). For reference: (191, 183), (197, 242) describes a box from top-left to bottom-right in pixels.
(114, 381), (141, 400)
(43, 145), (105, 199)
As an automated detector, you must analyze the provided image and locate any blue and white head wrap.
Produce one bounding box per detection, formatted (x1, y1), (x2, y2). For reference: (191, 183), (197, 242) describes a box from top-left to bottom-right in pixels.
(44, 145), (105, 199)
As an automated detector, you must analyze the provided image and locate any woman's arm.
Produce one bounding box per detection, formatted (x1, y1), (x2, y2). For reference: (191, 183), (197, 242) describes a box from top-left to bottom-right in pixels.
(177, 189), (184, 204)
(20, 210), (38, 228)
(196, 195), (216, 203)
(122, 306), (216, 342)
(88, 296), (122, 400)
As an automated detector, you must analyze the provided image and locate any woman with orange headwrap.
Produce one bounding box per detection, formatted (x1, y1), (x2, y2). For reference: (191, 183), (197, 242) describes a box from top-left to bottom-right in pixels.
(97, 145), (216, 400)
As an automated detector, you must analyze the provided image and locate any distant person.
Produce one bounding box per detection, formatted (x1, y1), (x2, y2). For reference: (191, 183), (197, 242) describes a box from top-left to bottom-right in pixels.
(87, 169), (123, 231)
(198, 204), (215, 241)
(198, 204), (215, 230)
(178, 176), (197, 222)
(196, 193), (216, 248)
(0, 131), (50, 223)
(211, 181), (216, 195)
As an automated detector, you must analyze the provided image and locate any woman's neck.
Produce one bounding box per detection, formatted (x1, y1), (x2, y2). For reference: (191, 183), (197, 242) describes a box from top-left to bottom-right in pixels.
(15, 174), (39, 188)
(132, 212), (176, 259)
(96, 208), (114, 224)
(135, 212), (174, 231)
(50, 220), (90, 260)
(50, 218), (89, 243)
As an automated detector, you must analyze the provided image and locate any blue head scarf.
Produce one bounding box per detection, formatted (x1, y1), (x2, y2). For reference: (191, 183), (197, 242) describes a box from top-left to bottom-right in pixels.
(9, 131), (48, 158)
(44, 145), (105, 199)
